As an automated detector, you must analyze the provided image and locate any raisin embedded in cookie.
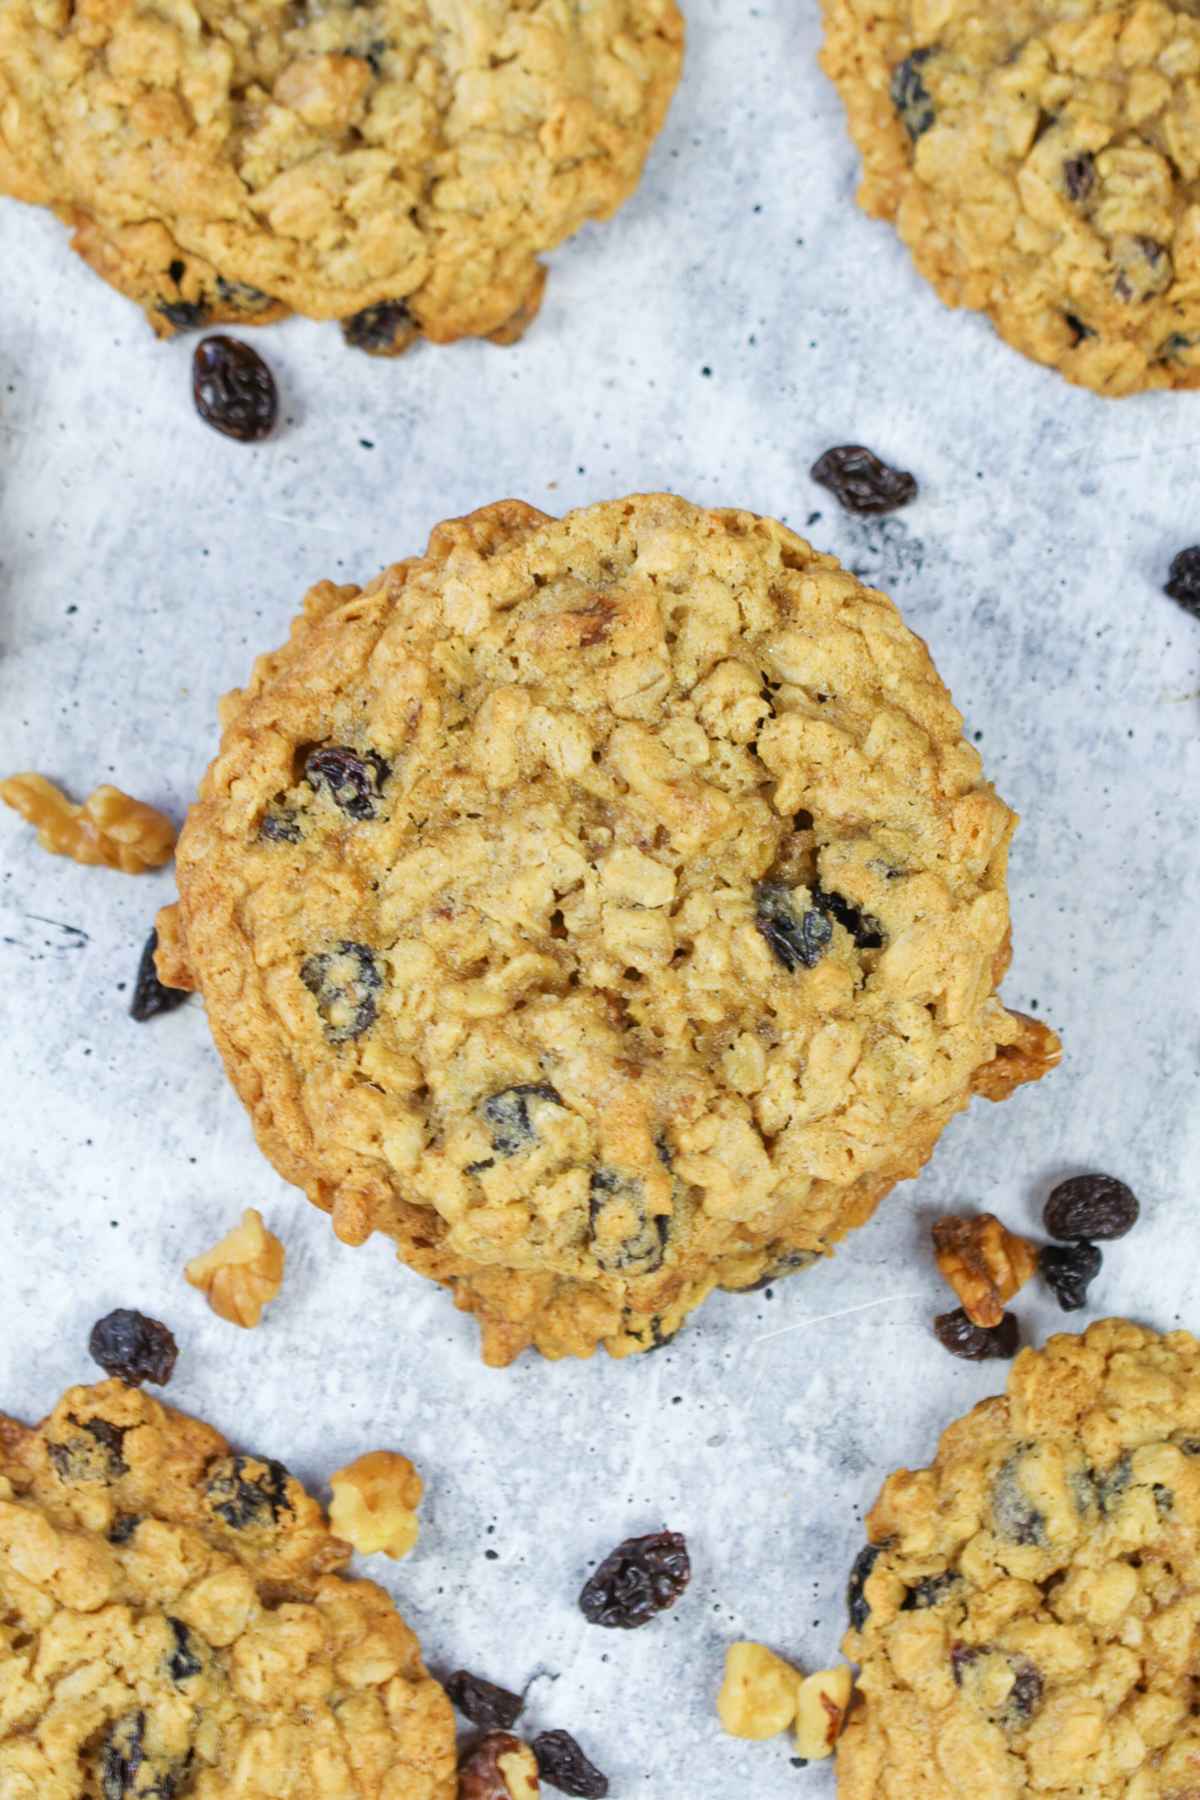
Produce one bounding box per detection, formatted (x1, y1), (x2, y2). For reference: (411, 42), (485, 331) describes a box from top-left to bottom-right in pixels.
(159, 493), (1058, 1365)
(0, 0), (683, 349)
(820, 0), (1200, 396)
(840, 1320), (1200, 1799)
(0, 1379), (456, 1798)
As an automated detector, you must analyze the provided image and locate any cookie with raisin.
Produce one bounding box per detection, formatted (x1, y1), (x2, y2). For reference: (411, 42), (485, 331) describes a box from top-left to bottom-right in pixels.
(159, 493), (1058, 1364)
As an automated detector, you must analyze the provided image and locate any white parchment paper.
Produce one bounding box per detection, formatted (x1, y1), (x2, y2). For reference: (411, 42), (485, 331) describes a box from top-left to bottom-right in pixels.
(2, 5), (1199, 1794)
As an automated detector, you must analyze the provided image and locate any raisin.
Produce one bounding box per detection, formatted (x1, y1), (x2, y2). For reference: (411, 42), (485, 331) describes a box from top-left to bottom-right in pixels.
(159, 298), (209, 330)
(992, 1452), (1046, 1546)
(589, 1170), (668, 1275)
(533, 1730), (610, 1798)
(933, 1307), (1019, 1361)
(304, 745), (390, 819)
(477, 1084), (563, 1160)
(811, 445), (918, 516)
(166, 1617), (203, 1684)
(363, 37), (389, 74)
(1006, 1658), (1044, 1726)
(167, 260), (185, 285)
(300, 942), (382, 1043)
(49, 1416), (130, 1482)
(1175, 1436), (1200, 1456)
(890, 49), (936, 139)
(734, 1249), (818, 1292)
(1039, 1240), (1102, 1311)
(258, 806), (302, 844)
(846, 1544), (880, 1632)
(445, 1670), (523, 1732)
(1064, 312), (1095, 345)
(754, 882), (832, 971)
(88, 1309), (179, 1386)
(130, 929), (189, 1022)
(108, 1513), (141, 1545)
(578, 1529), (690, 1628)
(204, 1453), (294, 1530)
(215, 277), (276, 314)
(950, 1643), (977, 1685)
(1097, 1453), (1131, 1515)
(341, 300), (416, 354)
(813, 884), (884, 949)
(1155, 1482), (1174, 1515)
(1043, 1173), (1138, 1241)
(193, 335), (278, 442)
(901, 1571), (960, 1610)
(1063, 154), (1095, 202)
(1164, 547), (1200, 620)
(100, 1711), (147, 1800)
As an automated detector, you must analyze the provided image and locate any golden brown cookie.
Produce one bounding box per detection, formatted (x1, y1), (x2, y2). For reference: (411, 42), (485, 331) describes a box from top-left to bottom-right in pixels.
(0, 1378), (455, 1799)
(840, 1319), (1200, 1799)
(0, 0), (683, 350)
(820, 0), (1200, 395)
(159, 492), (1058, 1365)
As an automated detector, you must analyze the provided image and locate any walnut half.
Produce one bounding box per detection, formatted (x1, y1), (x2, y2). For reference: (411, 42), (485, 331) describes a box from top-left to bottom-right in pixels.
(329, 1450), (422, 1560)
(458, 1733), (540, 1800)
(716, 1642), (801, 1739)
(185, 1208), (285, 1328)
(0, 773), (175, 873)
(932, 1212), (1037, 1328)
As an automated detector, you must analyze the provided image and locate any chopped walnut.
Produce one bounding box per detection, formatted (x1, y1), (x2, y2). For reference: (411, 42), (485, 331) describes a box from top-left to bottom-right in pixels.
(793, 1665), (853, 1761)
(458, 1732), (540, 1800)
(716, 1641), (801, 1739)
(932, 1212), (1038, 1329)
(328, 1450), (422, 1560)
(0, 773), (175, 873)
(973, 1010), (1062, 1100)
(185, 1208), (285, 1328)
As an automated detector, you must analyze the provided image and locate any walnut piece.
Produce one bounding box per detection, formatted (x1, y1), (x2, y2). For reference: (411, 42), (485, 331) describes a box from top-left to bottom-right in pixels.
(458, 1732), (540, 1800)
(0, 773), (175, 873)
(329, 1450), (422, 1560)
(716, 1641), (801, 1739)
(185, 1208), (285, 1328)
(793, 1666), (853, 1761)
(973, 1010), (1062, 1101)
(932, 1212), (1038, 1328)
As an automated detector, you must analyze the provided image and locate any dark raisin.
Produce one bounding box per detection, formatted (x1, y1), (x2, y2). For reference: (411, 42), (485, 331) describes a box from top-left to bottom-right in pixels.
(578, 1529), (690, 1628)
(1043, 1173), (1138, 1241)
(811, 445), (918, 516)
(478, 1083), (563, 1159)
(891, 48), (935, 138)
(304, 744), (390, 819)
(49, 1415), (131, 1482)
(88, 1310), (179, 1386)
(1063, 154), (1095, 202)
(108, 1513), (141, 1545)
(933, 1307), (1019, 1361)
(341, 300), (416, 354)
(1006, 1657), (1043, 1726)
(300, 941), (382, 1043)
(589, 1169), (668, 1276)
(754, 882), (832, 971)
(1160, 331), (1195, 362)
(258, 806), (302, 844)
(1175, 1436), (1200, 1456)
(159, 298), (209, 330)
(620, 1311), (678, 1353)
(1165, 547), (1200, 620)
(193, 335), (278, 442)
(847, 1544), (881, 1632)
(813, 884), (884, 949)
(100, 1711), (146, 1800)
(1064, 312), (1095, 345)
(129, 929), (189, 1022)
(1039, 1240), (1102, 1311)
(167, 260), (186, 286)
(950, 1642), (977, 1685)
(215, 276), (276, 314)
(992, 1452), (1046, 1546)
(204, 1453), (293, 1530)
(732, 1249), (818, 1292)
(654, 1131), (674, 1169)
(533, 1730), (610, 1798)
(1097, 1453), (1132, 1515)
(901, 1571), (960, 1610)
(363, 36), (388, 73)
(1154, 1482), (1174, 1515)
(166, 1617), (203, 1684)
(445, 1670), (523, 1732)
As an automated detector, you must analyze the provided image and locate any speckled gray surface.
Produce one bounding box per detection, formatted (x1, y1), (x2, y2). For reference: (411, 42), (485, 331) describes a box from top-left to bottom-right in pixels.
(2, 4), (1199, 1795)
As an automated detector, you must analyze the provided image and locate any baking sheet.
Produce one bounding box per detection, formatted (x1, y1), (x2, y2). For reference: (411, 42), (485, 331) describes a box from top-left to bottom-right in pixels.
(2, 4), (1199, 1793)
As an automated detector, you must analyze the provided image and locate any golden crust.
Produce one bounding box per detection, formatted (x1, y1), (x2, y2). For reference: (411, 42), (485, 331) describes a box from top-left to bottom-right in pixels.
(0, 0), (683, 344)
(0, 1379), (455, 1799)
(840, 1320), (1200, 1800)
(820, 0), (1200, 395)
(165, 492), (1056, 1364)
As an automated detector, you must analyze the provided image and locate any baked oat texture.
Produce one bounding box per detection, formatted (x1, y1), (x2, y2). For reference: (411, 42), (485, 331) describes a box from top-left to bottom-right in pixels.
(0, 1378), (455, 1799)
(840, 1319), (1200, 1800)
(0, 0), (682, 348)
(820, 0), (1200, 395)
(159, 492), (1059, 1365)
